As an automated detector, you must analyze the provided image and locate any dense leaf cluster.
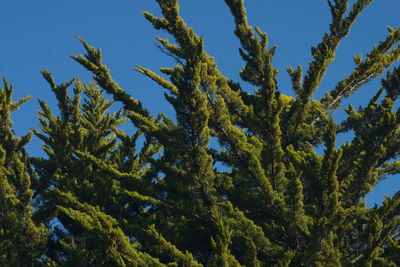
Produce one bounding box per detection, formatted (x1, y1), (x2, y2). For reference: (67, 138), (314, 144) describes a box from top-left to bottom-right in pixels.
(1, 0), (400, 266)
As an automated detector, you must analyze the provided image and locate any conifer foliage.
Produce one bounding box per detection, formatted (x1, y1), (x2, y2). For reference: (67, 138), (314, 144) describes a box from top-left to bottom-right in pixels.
(2, 0), (400, 266)
(0, 79), (46, 266)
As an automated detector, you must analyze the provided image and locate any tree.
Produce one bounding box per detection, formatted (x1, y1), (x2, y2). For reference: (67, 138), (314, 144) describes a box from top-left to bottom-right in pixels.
(0, 78), (47, 266)
(8, 0), (400, 265)
(32, 72), (163, 265)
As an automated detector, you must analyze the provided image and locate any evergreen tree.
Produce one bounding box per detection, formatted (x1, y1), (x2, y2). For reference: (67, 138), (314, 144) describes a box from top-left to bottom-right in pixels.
(27, 0), (400, 266)
(0, 78), (47, 266)
(33, 72), (164, 265)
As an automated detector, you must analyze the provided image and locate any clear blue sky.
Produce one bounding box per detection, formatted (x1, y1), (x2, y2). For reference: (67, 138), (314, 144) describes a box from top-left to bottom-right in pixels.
(1, 0), (399, 206)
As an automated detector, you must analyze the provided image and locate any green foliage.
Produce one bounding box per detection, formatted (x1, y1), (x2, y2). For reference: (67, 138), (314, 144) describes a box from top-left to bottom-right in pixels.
(2, 0), (400, 266)
(0, 78), (47, 266)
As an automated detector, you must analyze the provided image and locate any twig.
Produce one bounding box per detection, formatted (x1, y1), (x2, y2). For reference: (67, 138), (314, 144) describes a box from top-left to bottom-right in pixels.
(155, 43), (185, 66)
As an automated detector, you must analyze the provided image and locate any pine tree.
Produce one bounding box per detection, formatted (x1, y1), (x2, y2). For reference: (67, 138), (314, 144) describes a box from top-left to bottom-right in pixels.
(0, 78), (47, 266)
(30, 0), (400, 266)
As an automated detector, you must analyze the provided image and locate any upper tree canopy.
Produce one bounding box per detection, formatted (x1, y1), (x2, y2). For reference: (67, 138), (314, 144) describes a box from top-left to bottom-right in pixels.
(2, 0), (400, 266)
(0, 79), (47, 266)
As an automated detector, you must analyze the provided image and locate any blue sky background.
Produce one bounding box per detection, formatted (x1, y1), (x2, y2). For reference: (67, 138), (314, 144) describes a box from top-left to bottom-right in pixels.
(1, 0), (399, 207)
